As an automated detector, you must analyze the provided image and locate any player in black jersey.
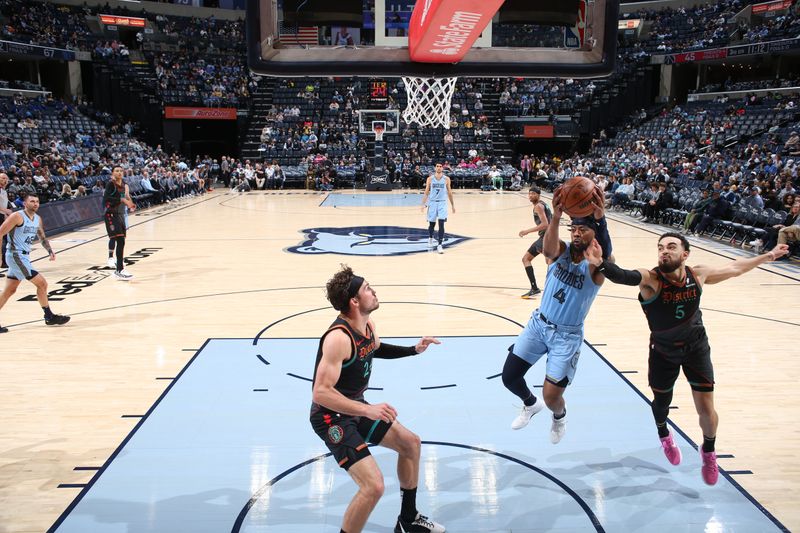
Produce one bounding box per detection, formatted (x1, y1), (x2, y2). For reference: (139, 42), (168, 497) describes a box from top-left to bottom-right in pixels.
(584, 232), (788, 486)
(310, 266), (444, 533)
(104, 166), (136, 280)
(518, 186), (551, 299)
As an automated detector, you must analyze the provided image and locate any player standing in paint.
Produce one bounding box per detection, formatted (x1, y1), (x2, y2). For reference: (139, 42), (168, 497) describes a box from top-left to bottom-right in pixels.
(310, 265), (445, 533)
(104, 166), (136, 280)
(420, 163), (455, 254)
(0, 192), (70, 333)
(583, 232), (789, 485)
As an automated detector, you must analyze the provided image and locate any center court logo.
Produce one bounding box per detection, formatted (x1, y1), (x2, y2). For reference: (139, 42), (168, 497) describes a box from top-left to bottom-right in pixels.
(287, 226), (470, 256)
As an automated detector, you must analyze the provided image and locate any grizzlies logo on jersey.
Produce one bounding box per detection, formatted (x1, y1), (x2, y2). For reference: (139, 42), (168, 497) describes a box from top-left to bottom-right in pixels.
(287, 226), (470, 256)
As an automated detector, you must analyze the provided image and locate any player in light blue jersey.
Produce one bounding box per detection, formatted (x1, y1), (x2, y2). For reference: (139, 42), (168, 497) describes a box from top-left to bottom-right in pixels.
(420, 163), (455, 254)
(0, 192), (70, 333)
(501, 186), (610, 444)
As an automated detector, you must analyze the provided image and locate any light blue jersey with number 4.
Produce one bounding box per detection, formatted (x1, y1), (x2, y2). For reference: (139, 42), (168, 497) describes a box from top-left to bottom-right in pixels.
(538, 243), (600, 327)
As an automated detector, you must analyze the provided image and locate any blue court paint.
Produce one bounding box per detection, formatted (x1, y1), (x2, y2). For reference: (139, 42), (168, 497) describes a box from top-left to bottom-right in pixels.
(51, 337), (786, 533)
(321, 193), (424, 207)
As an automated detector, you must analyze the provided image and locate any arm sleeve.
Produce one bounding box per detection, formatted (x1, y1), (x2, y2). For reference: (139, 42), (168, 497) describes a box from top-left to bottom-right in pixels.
(594, 216), (613, 260)
(103, 182), (114, 204)
(373, 342), (417, 359)
(597, 260), (642, 286)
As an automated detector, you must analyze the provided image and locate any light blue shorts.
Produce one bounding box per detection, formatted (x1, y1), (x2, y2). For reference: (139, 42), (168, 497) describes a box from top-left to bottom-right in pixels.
(426, 201), (448, 223)
(511, 311), (584, 385)
(5, 252), (38, 281)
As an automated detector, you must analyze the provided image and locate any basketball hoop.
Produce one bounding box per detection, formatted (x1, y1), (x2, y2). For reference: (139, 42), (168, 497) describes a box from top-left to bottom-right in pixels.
(372, 121), (386, 142)
(401, 76), (458, 129)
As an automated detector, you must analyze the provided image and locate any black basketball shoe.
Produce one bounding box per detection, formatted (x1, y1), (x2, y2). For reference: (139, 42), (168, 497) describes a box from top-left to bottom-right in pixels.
(45, 314), (71, 326)
(520, 287), (541, 299)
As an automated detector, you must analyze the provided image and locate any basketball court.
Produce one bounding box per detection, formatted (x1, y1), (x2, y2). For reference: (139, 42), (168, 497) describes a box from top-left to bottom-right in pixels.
(1, 1), (797, 531)
(1, 189), (797, 532)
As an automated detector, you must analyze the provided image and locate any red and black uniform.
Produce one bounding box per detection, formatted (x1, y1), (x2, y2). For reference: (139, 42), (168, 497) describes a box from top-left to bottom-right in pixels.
(639, 266), (714, 392)
(103, 180), (126, 238)
(309, 317), (392, 470)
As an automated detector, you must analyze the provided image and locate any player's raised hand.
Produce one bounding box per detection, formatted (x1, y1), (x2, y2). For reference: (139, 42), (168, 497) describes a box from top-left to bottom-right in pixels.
(768, 243), (790, 260)
(366, 402), (398, 423)
(414, 336), (441, 353)
(552, 186), (564, 217)
(583, 238), (604, 266)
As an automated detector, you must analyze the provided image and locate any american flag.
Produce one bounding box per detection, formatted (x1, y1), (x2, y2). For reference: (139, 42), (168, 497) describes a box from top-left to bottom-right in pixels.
(278, 22), (319, 45)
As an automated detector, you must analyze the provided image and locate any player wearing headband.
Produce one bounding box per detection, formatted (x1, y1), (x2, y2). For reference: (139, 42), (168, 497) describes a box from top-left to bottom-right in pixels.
(309, 265), (445, 533)
(501, 186), (612, 444)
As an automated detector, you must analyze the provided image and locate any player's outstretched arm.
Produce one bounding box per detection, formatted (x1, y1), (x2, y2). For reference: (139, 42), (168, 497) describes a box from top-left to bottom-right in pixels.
(584, 239), (652, 287)
(695, 244), (789, 285)
(542, 187), (566, 260)
(373, 336), (440, 359)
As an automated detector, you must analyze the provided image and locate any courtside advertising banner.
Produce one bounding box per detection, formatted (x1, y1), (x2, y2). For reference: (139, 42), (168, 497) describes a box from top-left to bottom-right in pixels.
(99, 15), (146, 27)
(164, 107), (238, 120)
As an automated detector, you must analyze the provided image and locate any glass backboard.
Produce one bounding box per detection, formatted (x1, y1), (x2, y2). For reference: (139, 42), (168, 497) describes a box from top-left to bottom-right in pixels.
(247, 0), (619, 78)
(357, 109), (401, 136)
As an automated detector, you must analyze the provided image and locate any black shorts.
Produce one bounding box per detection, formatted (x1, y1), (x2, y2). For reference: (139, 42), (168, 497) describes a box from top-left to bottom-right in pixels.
(105, 212), (126, 239)
(526, 236), (545, 256)
(310, 403), (392, 471)
(648, 334), (714, 392)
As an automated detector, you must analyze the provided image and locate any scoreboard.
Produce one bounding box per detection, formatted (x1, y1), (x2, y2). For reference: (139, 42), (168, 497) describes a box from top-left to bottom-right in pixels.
(370, 80), (388, 105)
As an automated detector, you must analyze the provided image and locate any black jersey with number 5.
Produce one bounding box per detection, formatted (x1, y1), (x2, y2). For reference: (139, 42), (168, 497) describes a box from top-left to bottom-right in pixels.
(312, 316), (377, 402)
(639, 266), (704, 340)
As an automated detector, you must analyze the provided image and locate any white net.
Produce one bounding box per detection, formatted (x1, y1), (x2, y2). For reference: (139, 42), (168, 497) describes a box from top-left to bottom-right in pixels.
(401, 76), (458, 129)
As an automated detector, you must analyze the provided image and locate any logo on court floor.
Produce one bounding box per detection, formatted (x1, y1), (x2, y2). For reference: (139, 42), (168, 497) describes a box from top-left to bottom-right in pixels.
(287, 226), (470, 256)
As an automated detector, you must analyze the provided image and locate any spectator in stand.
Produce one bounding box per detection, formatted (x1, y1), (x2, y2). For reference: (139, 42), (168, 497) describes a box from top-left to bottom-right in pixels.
(488, 165), (503, 190)
(682, 189), (713, 234)
(610, 177), (635, 208)
(784, 131), (800, 155)
(721, 183), (740, 206)
(520, 155), (532, 183)
(752, 201), (800, 252)
(743, 186), (764, 210)
(691, 190), (730, 235)
(58, 183), (74, 200)
(776, 201), (800, 251)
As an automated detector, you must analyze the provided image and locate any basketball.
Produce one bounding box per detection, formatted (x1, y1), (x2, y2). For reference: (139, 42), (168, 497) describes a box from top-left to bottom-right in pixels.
(559, 176), (597, 218)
